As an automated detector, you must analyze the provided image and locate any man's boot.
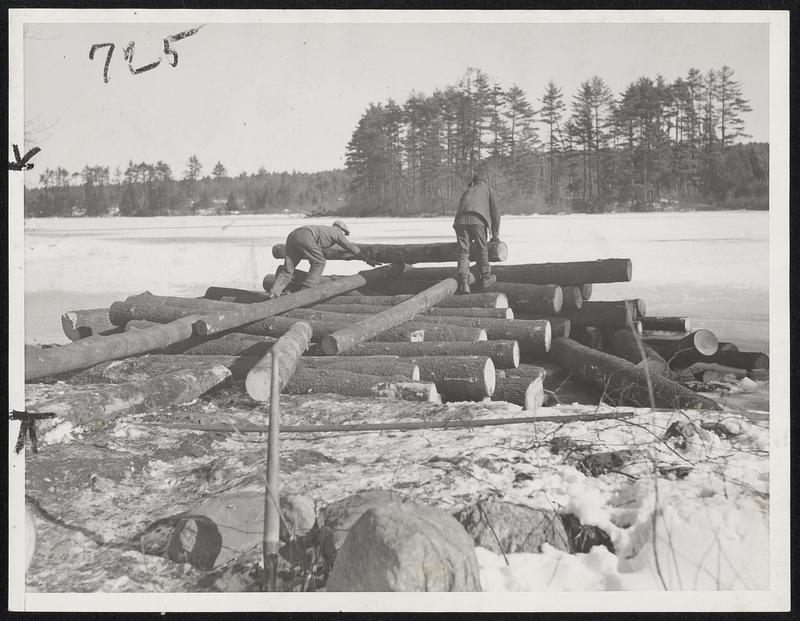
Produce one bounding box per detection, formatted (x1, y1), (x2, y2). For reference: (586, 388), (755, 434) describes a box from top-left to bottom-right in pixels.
(457, 275), (471, 295)
(477, 273), (497, 290)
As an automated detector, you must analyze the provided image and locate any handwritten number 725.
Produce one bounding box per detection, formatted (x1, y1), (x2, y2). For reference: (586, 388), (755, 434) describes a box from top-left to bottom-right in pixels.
(90, 26), (203, 83)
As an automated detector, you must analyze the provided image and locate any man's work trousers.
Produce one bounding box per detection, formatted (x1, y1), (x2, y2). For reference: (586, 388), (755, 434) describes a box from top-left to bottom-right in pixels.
(269, 228), (327, 296)
(454, 224), (491, 279)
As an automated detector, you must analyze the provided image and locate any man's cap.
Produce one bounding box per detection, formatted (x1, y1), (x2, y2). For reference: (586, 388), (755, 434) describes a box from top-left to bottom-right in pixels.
(332, 220), (350, 235)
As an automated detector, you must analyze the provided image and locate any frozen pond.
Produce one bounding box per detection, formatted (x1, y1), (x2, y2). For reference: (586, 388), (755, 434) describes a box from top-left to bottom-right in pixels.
(22, 211), (769, 352)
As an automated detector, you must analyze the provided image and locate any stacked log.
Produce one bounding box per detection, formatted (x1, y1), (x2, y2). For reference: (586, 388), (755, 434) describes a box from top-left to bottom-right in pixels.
(561, 286), (583, 311)
(321, 292), (509, 309)
(246, 321), (312, 401)
(306, 304), (514, 319)
(641, 316), (691, 332)
(606, 329), (672, 377)
(272, 239), (509, 263)
(644, 329), (719, 369)
(493, 366), (545, 411)
(282, 368), (440, 403)
(407, 356), (496, 401)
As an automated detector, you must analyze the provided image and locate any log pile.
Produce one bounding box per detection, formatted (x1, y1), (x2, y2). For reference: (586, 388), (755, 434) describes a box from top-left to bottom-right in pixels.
(27, 244), (767, 422)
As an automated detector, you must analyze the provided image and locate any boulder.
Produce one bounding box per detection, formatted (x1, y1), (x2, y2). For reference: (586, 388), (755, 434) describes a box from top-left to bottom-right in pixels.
(326, 502), (481, 592)
(455, 501), (570, 554)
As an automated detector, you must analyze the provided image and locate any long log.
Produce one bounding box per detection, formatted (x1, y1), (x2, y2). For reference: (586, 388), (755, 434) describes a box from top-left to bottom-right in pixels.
(580, 299), (646, 318)
(306, 303), (514, 319)
(109, 301), (196, 327)
(388, 315), (551, 356)
(699, 350), (769, 370)
(27, 364), (232, 426)
(549, 337), (720, 410)
(61, 309), (121, 341)
(124, 319), (163, 331)
(283, 368), (440, 403)
(205, 287), (271, 304)
(125, 292), (238, 311)
(237, 313), (425, 343)
(561, 286), (583, 311)
(515, 315), (571, 338)
(25, 315), (200, 381)
(161, 333), (277, 356)
(396, 259), (633, 286)
(362, 278), (563, 315)
(644, 329), (719, 369)
(407, 356), (496, 401)
(411, 324), (487, 342)
(298, 356), (420, 380)
(320, 278), (460, 355)
(641, 316), (692, 332)
(272, 240), (508, 263)
(315, 339), (520, 369)
(195, 264), (403, 336)
(563, 303), (633, 329)
(606, 329), (672, 377)
(246, 321), (313, 401)
(493, 369), (545, 411)
(326, 291), (508, 309)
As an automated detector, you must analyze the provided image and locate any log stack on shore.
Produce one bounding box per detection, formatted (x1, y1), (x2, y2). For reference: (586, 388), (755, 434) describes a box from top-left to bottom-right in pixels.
(25, 242), (768, 425)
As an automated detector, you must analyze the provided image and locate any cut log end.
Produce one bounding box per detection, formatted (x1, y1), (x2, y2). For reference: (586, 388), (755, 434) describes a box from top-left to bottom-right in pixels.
(476, 329), (488, 342)
(693, 329), (719, 356)
(483, 357), (496, 398)
(543, 321), (552, 353)
(511, 341), (521, 368)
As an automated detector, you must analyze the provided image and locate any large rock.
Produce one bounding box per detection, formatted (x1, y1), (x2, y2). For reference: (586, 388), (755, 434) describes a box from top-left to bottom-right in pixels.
(455, 501), (570, 554)
(326, 502), (481, 592)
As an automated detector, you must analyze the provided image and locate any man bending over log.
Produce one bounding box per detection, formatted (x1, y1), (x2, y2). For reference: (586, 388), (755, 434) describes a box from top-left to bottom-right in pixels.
(267, 221), (381, 298)
(454, 171), (501, 295)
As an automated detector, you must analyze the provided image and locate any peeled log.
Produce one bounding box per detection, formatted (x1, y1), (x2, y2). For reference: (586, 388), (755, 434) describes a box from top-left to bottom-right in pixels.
(394, 315), (551, 356)
(196, 264), (403, 336)
(323, 292), (509, 309)
(272, 240), (508, 263)
(26, 315), (199, 381)
(161, 333), (276, 356)
(493, 370), (545, 411)
(607, 329), (672, 377)
(641, 316), (692, 332)
(27, 364), (231, 426)
(549, 337), (720, 410)
(246, 321), (312, 401)
(320, 278), (460, 355)
(61, 309), (121, 341)
(284, 368), (440, 403)
(561, 286), (583, 311)
(398, 259), (632, 286)
(317, 340), (520, 369)
(407, 356), (496, 401)
(644, 330), (719, 369)
(307, 304), (514, 319)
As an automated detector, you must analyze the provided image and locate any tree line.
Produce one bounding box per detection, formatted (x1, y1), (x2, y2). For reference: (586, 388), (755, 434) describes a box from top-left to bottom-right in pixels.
(25, 158), (348, 218)
(343, 66), (768, 215)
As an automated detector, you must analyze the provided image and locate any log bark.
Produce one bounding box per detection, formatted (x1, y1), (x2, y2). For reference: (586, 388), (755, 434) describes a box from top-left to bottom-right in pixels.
(393, 315), (551, 356)
(641, 316), (692, 332)
(284, 308), (487, 342)
(306, 303), (514, 319)
(514, 315), (571, 338)
(313, 339), (520, 369)
(325, 292), (509, 309)
(246, 321), (313, 401)
(699, 350), (769, 370)
(283, 368), (440, 403)
(564, 303), (633, 329)
(606, 329), (672, 377)
(493, 371), (545, 411)
(320, 278), (460, 355)
(561, 286), (583, 311)
(406, 355), (496, 401)
(109, 301), (198, 327)
(581, 284), (593, 301)
(27, 364), (232, 426)
(363, 278), (563, 315)
(644, 329), (719, 369)
(195, 264), (403, 336)
(61, 309), (121, 341)
(272, 240), (508, 263)
(26, 315), (200, 381)
(298, 356), (420, 380)
(397, 259), (633, 286)
(160, 333), (276, 356)
(549, 337), (721, 410)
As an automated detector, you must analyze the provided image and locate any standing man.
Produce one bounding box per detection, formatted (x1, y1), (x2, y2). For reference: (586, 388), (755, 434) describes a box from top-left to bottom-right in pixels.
(267, 221), (379, 298)
(453, 172), (501, 294)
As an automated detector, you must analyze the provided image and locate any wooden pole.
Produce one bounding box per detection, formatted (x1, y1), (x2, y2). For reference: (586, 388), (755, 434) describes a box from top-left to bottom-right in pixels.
(246, 322), (313, 402)
(319, 339), (520, 369)
(195, 264), (403, 336)
(548, 337), (720, 410)
(397, 258), (633, 286)
(61, 309), (121, 341)
(272, 240), (508, 263)
(306, 303), (514, 319)
(27, 364), (232, 426)
(263, 351), (281, 591)
(125, 292), (238, 311)
(320, 278), (460, 355)
(26, 315), (199, 381)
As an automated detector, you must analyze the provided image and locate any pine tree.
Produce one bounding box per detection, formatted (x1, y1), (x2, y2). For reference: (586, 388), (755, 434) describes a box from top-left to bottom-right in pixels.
(540, 80), (565, 203)
(212, 161), (228, 179)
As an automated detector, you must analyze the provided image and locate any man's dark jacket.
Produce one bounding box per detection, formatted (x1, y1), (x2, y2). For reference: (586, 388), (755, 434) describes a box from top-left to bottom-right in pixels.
(454, 180), (501, 239)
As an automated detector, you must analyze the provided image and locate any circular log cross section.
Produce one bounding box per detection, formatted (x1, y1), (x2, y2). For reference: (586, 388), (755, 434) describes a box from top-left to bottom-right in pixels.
(692, 329), (720, 356)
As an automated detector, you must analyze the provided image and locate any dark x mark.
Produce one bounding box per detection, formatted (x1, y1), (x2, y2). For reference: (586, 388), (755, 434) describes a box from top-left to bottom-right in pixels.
(8, 145), (41, 171)
(10, 410), (56, 454)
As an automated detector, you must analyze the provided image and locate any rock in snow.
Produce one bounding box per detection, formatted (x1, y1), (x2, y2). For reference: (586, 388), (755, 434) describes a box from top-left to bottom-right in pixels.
(326, 501), (481, 591)
(455, 501), (570, 555)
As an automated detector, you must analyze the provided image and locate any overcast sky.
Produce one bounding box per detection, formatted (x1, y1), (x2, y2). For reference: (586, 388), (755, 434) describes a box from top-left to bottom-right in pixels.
(22, 17), (769, 184)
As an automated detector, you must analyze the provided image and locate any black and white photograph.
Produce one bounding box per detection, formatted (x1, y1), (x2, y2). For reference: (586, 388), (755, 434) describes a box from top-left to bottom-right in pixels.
(8, 8), (790, 612)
